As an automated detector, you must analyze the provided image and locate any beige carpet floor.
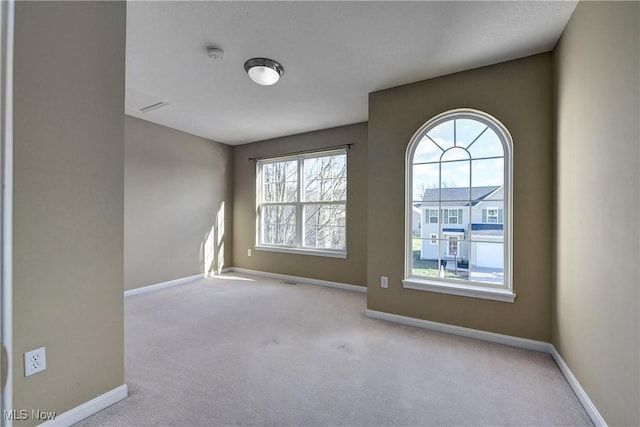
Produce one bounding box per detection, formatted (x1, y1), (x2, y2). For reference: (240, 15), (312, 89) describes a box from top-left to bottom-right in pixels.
(77, 273), (592, 426)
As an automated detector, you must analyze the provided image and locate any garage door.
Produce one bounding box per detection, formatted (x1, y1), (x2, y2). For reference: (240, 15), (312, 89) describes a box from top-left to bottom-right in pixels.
(476, 243), (503, 269)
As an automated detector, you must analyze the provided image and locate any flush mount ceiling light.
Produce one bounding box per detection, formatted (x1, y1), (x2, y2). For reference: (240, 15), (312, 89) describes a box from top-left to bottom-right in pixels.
(244, 58), (284, 86)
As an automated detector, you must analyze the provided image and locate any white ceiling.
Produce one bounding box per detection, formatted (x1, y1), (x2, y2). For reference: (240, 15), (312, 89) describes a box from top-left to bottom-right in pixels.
(125, 1), (577, 146)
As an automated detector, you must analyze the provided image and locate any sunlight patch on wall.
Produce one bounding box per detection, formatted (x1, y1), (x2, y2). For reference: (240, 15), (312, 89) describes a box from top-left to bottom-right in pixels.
(204, 225), (214, 277)
(203, 202), (225, 277)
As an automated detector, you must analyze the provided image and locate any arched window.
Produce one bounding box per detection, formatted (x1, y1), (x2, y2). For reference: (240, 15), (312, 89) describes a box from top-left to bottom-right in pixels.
(404, 109), (514, 302)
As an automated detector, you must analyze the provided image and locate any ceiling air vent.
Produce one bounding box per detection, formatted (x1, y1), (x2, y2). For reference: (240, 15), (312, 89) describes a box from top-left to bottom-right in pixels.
(140, 101), (169, 113)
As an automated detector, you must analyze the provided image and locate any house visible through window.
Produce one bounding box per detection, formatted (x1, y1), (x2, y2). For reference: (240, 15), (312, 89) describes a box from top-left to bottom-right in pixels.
(257, 149), (347, 257)
(404, 109), (514, 302)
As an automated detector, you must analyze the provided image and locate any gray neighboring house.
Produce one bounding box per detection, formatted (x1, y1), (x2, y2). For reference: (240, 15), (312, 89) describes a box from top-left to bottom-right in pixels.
(418, 186), (504, 270)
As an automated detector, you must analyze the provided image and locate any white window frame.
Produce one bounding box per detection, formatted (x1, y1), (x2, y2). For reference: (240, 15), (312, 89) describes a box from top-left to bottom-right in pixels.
(487, 207), (499, 223)
(404, 109), (515, 303)
(428, 209), (438, 223)
(448, 209), (460, 224)
(256, 149), (347, 258)
(429, 233), (438, 245)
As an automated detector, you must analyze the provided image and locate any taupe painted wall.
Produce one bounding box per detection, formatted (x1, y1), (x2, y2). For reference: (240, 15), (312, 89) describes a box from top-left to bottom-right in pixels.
(553, 2), (639, 425)
(368, 54), (553, 341)
(12, 2), (125, 424)
(232, 123), (367, 286)
(125, 117), (233, 290)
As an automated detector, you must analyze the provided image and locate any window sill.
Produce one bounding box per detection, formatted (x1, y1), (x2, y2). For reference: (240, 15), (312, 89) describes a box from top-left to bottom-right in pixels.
(255, 245), (347, 259)
(402, 278), (516, 303)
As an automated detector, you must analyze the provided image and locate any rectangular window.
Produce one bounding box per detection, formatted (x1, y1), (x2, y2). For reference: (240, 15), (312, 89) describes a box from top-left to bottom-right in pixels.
(257, 150), (347, 257)
(430, 233), (437, 245)
(487, 208), (498, 223)
(483, 208), (503, 224)
(451, 210), (458, 224)
(429, 210), (438, 223)
(448, 209), (462, 224)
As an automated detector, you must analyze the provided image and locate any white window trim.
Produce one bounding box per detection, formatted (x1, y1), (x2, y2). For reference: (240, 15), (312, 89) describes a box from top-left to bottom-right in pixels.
(429, 233), (438, 245)
(447, 209), (459, 224)
(428, 209), (438, 223)
(486, 206), (499, 223)
(402, 278), (516, 303)
(255, 245), (347, 259)
(256, 149), (347, 258)
(404, 108), (514, 302)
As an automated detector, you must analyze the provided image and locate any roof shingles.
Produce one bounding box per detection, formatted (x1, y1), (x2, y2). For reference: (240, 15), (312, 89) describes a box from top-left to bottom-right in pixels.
(416, 186), (500, 207)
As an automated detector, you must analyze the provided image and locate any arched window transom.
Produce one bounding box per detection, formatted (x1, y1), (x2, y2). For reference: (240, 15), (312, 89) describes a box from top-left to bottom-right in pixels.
(404, 109), (514, 302)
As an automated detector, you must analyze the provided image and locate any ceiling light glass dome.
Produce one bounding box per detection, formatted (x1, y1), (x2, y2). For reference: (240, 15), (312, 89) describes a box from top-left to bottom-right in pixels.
(244, 58), (284, 86)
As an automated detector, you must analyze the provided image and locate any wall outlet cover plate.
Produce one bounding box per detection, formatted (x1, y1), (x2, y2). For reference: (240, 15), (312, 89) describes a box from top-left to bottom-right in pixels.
(24, 346), (46, 376)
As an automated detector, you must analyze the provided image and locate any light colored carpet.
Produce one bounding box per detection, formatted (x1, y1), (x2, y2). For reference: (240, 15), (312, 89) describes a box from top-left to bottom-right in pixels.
(77, 273), (592, 426)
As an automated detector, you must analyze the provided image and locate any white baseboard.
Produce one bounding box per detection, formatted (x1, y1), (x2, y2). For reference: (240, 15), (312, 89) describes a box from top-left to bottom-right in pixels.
(365, 309), (550, 353)
(39, 384), (127, 427)
(228, 267), (367, 293)
(364, 309), (607, 427)
(548, 346), (607, 427)
(124, 274), (204, 297)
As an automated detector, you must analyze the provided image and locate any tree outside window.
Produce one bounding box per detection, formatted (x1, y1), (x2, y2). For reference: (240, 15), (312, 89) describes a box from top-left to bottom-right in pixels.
(257, 150), (347, 256)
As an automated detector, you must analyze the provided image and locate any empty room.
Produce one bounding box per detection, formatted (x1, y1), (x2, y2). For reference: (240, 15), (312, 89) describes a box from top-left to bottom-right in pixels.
(0, 1), (638, 426)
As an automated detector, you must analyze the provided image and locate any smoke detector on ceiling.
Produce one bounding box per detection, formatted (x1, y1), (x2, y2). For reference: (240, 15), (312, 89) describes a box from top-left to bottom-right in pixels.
(207, 46), (225, 60)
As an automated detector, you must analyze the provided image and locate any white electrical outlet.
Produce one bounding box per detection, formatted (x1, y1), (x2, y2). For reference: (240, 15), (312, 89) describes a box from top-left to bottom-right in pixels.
(247, 249), (252, 256)
(24, 346), (46, 377)
(381, 276), (388, 288)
